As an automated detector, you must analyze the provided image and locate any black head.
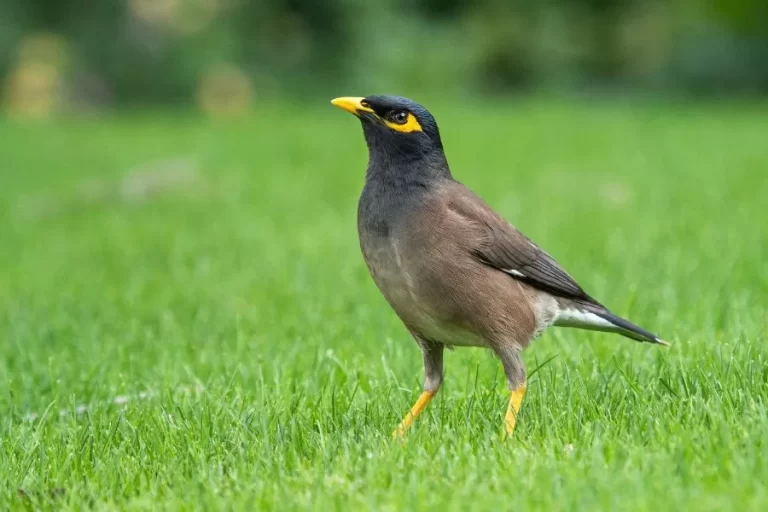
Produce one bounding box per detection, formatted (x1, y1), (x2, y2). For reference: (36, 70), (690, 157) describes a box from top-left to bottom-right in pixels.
(332, 95), (444, 161)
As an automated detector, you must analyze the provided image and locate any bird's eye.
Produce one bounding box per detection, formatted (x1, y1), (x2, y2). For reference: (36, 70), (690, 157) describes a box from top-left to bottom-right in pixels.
(389, 111), (409, 125)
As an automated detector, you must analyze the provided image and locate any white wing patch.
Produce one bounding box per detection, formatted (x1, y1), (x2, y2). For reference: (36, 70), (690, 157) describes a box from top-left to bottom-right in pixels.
(503, 268), (525, 278)
(554, 309), (615, 329)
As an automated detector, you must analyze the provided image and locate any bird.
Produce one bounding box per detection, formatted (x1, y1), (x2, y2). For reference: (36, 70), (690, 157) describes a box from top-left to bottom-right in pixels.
(331, 95), (668, 438)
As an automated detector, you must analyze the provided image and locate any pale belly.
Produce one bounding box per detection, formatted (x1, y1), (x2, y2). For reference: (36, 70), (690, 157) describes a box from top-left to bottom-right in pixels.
(413, 314), (488, 348)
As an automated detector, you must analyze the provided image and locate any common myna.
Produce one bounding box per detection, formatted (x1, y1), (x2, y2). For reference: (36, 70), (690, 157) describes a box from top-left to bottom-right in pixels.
(331, 95), (668, 438)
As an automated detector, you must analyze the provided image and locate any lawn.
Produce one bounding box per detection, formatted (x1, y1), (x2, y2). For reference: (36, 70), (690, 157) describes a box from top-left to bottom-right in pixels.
(1, 100), (767, 511)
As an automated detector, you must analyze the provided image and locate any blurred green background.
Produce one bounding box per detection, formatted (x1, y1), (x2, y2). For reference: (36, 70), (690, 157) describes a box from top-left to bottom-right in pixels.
(2, 0), (768, 119)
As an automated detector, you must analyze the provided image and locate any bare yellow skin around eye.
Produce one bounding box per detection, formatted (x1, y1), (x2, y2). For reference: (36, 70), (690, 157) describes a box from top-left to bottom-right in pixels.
(384, 113), (423, 133)
(330, 98), (423, 133)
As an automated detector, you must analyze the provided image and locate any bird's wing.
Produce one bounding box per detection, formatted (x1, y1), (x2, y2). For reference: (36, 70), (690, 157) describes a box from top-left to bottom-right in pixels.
(447, 183), (598, 304)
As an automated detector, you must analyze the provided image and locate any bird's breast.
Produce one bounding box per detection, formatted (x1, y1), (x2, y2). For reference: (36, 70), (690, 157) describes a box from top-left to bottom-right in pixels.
(357, 194), (486, 348)
(358, 220), (416, 309)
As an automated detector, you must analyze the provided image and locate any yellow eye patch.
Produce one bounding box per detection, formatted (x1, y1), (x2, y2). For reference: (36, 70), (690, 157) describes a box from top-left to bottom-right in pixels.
(384, 113), (423, 133)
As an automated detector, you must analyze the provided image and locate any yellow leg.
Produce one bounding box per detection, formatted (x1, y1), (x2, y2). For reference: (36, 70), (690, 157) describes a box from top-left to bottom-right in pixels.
(392, 391), (435, 438)
(504, 382), (527, 437)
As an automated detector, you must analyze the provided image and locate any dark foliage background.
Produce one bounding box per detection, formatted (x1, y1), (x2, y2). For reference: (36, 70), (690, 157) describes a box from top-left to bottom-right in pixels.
(1, 0), (768, 114)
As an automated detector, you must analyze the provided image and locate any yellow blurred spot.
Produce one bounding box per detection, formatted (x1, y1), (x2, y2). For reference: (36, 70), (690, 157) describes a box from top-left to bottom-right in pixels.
(4, 63), (61, 120)
(196, 64), (253, 118)
(3, 33), (68, 120)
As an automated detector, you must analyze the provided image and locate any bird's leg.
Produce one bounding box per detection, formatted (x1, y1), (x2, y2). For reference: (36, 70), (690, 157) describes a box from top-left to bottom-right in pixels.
(393, 338), (444, 438)
(496, 346), (527, 437)
(504, 380), (527, 437)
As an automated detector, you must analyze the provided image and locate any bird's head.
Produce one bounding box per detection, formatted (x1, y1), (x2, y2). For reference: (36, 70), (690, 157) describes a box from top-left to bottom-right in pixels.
(331, 95), (444, 162)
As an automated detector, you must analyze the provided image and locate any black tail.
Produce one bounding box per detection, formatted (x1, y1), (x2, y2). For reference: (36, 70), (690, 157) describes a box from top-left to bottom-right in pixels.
(594, 309), (669, 346)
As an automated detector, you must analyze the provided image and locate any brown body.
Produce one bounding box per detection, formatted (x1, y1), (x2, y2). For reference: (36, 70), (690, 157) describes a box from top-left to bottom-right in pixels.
(359, 181), (551, 391)
(360, 181), (545, 349)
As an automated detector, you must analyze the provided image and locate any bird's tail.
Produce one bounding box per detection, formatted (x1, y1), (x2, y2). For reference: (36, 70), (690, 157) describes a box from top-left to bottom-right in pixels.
(592, 309), (669, 346)
(554, 303), (669, 346)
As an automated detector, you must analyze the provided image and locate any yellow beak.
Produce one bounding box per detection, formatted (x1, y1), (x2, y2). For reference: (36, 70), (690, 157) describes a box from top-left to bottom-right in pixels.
(331, 97), (375, 116)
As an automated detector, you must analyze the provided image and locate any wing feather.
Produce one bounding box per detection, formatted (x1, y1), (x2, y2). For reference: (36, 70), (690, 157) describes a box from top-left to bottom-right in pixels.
(448, 183), (599, 304)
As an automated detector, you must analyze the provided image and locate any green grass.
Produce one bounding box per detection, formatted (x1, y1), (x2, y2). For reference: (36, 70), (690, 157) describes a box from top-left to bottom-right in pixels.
(1, 100), (767, 511)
